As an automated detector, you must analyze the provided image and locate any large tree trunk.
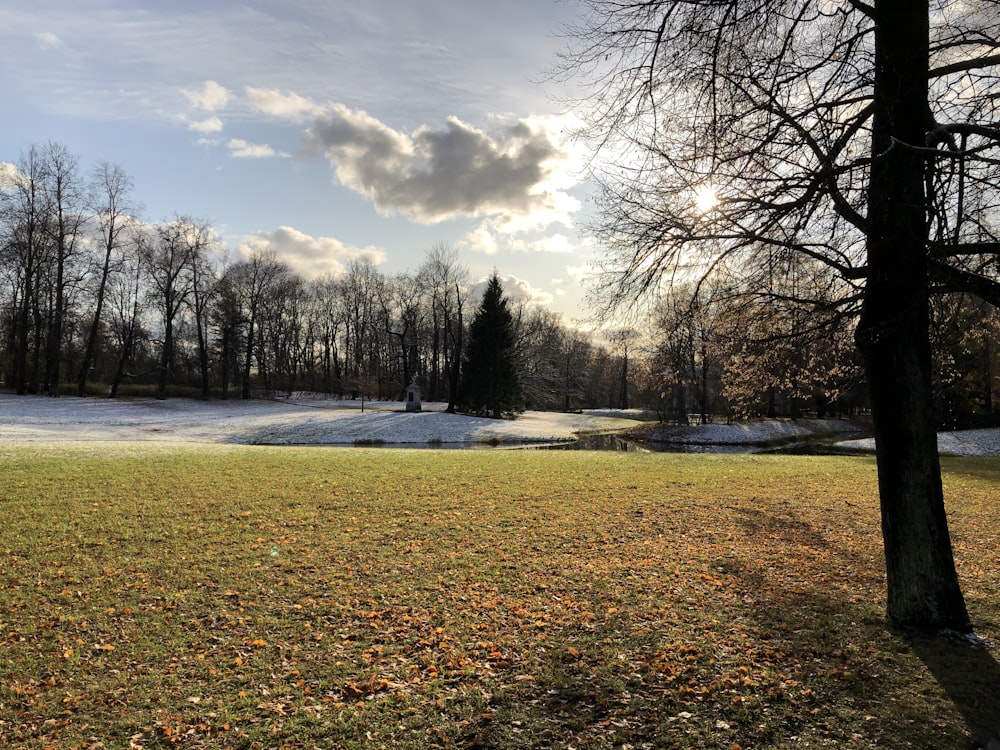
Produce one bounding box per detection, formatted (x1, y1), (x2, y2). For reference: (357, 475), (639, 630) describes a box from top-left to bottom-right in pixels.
(857, 0), (970, 632)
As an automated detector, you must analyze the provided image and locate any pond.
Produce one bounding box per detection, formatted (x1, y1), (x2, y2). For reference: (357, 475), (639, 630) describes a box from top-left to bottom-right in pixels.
(317, 428), (870, 454)
(531, 430), (870, 455)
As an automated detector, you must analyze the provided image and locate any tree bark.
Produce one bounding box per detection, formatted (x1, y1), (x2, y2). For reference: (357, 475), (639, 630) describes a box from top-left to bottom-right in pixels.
(857, 0), (970, 631)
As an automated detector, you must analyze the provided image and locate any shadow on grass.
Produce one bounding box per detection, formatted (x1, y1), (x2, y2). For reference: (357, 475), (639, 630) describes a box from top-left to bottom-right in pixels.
(909, 633), (1000, 748)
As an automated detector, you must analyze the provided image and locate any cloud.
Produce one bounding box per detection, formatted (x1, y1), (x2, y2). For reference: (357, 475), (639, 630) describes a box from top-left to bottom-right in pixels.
(246, 87), (325, 121)
(468, 273), (555, 308)
(0, 161), (22, 188)
(462, 223), (500, 256)
(304, 106), (582, 227)
(566, 263), (598, 287)
(188, 116), (224, 133)
(462, 219), (589, 258)
(34, 32), (61, 50)
(238, 226), (386, 277)
(504, 275), (555, 307)
(227, 139), (289, 159)
(182, 80), (230, 111)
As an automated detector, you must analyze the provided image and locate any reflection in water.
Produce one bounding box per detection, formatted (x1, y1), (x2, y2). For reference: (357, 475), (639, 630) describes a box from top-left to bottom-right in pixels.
(534, 433), (648, 452)
(325, 431), (865, 454)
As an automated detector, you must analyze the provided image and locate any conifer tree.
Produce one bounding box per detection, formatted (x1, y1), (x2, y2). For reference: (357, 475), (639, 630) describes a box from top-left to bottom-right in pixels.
(457, 273), (523, 418)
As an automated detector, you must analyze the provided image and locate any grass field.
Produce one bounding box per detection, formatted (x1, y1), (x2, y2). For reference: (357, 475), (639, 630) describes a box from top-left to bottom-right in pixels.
(1, 445), (999, 749)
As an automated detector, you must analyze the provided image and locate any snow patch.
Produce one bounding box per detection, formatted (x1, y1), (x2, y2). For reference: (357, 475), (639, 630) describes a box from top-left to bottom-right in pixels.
(3, 395), (999, 455)
(0, 395), (647, 447)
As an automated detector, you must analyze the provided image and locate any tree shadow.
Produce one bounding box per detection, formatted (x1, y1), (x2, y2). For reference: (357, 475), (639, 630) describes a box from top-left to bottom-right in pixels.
(722, 505), (1000, 747)
(908, 632), (1000, 748)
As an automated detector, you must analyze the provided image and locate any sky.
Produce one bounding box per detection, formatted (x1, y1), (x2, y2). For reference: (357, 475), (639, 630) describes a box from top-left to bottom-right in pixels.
(0, 0), (600, 321)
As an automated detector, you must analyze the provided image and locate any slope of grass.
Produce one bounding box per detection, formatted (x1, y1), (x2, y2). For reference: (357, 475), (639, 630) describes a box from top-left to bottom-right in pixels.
(1, 445), (998, 749)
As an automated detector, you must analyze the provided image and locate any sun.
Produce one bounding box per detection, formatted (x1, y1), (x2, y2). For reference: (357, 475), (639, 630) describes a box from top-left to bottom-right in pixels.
(694, 185), (720, 214)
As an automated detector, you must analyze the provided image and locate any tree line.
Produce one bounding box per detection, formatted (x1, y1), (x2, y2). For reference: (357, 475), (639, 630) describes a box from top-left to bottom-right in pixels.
(0, 142), (628, 411)
(636, 260), (1000, 430)
(3, 140), (997, 428)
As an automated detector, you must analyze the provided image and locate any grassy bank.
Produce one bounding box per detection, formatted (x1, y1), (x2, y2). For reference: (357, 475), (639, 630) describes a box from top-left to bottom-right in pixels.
(1, 446), (999, 748)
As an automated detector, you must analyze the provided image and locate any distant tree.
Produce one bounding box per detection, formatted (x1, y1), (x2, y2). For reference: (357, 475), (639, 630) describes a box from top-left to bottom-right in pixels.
(382, 272), (425, 399)
(212, 261), (244, 399)
(106, 228), (148, 397)
(1, 145), (50, 395)
(224, 248), (290, 399)
(77, 162), (138, 396)
(186, 225), (218, 399)
(649, 284), (721, 424)
(307, 273), (346, 394)
(930, 293), (1000, 428)
(457, 273), (523, 418)
(417, 244), (468, 410)
(557, 329), (594, 412)
(514, 307), (578, 410)
(142, 217), (200, 399)
(340, 258), (386, 398)
(40, 142), (87, 397)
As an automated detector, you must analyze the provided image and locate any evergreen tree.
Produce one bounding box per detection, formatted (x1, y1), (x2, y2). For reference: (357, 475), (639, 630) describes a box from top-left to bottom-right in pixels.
(457, 273), (523, 418)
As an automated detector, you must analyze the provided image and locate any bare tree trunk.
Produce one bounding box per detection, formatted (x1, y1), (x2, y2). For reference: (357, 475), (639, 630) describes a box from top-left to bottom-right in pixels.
(157, 315), (174, 400)
(857, 0), (969, 632)
(446, 284), (463, 413)
(44, 254), (65, 396)
(78, 164), (132, 396)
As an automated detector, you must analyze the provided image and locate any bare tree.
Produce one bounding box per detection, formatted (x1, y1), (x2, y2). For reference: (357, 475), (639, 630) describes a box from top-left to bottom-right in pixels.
(2, 146), (51, 395)
(340, 258), (385, 399)
(142, 217), (200, 399)
(77, 162), (138, 396)
(185, 224), (218, 399)
(560, 1), (1000, 631)
(383, 272), (426, 399)
(39, 143), (88, 396)
(225, 248), (290, 399)
(307, 273), (345, 394)
(417, 244), (469, 410)
(106, 227), (148, 398)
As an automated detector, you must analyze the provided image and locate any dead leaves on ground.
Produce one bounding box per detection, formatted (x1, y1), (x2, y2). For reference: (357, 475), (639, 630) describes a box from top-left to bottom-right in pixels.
(1, 450), (998, 748)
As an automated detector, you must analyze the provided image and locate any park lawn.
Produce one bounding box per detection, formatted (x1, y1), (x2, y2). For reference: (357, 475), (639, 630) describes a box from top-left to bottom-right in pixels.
(1, 446), (999, 749)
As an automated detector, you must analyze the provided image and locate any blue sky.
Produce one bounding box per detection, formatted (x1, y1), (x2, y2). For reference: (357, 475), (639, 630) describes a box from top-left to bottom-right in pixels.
(1, 0), (598, 320)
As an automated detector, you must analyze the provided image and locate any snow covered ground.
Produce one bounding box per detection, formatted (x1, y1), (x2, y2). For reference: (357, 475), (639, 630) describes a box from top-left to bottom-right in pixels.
(650, 418), (1000, 457)
(2, 393), (999, 455)
(0, 393), (651, 447)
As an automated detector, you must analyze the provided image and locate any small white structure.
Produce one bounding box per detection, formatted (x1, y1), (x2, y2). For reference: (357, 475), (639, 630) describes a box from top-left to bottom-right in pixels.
(405, 377), (422, 412)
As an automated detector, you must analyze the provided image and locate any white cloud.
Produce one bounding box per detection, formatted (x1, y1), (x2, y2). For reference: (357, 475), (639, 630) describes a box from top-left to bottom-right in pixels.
(238, 226), (386, 277)
(304, 106), (583, 228)
(227, 139), (288, 159)
(505, 275), (555, 307)
(182, 80), (230, 111)
(0, 161), (21, 188)
(468, 273), (555, 308)
(246, 87), (325, 121)
(461, 221), (586, 257)
(188, 116), (224, 133)
(34, 32), (61, 50)
(462, 223), (500, 256)
(566, 263), (598, 287)
(532, 233), (577, 254)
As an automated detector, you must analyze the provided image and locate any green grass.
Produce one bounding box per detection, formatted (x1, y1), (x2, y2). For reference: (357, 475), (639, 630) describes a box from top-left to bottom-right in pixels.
(1, 445), (999, 749)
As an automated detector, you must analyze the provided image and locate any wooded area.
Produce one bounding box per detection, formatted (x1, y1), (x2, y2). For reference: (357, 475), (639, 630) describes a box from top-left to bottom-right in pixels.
(1, 138), (998, 428)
